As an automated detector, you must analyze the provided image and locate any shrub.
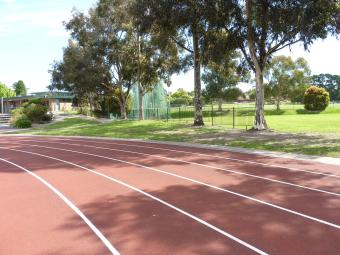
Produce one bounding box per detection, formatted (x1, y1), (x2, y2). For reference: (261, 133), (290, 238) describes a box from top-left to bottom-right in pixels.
(41, 113), (53, 122)
(303, 86), (330, 111)
(23, 103), (48, 122)
(77, 106), (91, 116)
(14, 117), (32, 128)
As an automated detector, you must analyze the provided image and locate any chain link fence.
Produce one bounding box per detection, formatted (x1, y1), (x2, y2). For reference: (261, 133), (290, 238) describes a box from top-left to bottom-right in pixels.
(128, 105), (255, 129)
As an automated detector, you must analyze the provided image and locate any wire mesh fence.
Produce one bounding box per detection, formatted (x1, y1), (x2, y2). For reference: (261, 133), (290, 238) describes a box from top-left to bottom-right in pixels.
(128, 105), (255, 129)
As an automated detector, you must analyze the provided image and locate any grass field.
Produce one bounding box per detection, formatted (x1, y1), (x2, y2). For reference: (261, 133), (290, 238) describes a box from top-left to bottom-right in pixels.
(14, 112), (340, 157)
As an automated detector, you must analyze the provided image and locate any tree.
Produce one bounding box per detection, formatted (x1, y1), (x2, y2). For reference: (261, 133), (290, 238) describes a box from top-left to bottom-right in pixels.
(51, 1), (143, 119)
(265, 56), (311, 110)
(218, 0), (340, 130)
(12, 80), (27, 96)
(169, 88), (192, 106)
(202, 51), (248, 110)
(49, 40), (108, 113)
(311, 74), (340, 101)
(0, 82), (16, 98)
(133, 0), (230, 126)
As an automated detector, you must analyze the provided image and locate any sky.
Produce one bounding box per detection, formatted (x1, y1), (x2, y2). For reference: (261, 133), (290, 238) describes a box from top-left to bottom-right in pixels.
(0, 0), (339, 94)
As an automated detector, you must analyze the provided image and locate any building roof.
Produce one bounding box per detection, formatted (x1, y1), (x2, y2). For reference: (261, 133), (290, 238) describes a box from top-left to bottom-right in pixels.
(3, 91), (74, 101)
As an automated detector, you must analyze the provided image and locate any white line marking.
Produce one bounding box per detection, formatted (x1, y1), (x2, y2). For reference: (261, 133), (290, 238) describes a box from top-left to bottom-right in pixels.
(3, 145), (340, 230)
(50, 137), (340, 179)
(20, 140), (340, 197)
(0, 148), (269, 255)
(0, 157), (120, 255)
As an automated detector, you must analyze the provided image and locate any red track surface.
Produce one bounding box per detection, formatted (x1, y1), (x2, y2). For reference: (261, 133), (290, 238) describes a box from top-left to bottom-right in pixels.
(0, 135), (339, 255)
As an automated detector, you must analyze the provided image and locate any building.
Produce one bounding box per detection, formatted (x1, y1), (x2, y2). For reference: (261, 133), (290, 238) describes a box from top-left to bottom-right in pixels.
(1, 92), (74, 114)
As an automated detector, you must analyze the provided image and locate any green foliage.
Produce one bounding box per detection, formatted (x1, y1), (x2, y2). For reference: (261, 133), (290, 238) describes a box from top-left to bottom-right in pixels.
(224, 87), (244, 101)
(12, 80), (27, 96)
(169, 88), (192, 106)
(23, 104), (49, 122)
(0, 82), (16, 98)
(265, 56), (311, 109)
(304, 86), (330, 111)
(14, 117), (32, 129)
(77, 106), (91, 116)
(41, 113), (53, 122)
(311, 74), (340, 101)
(11, 99), (50, 124)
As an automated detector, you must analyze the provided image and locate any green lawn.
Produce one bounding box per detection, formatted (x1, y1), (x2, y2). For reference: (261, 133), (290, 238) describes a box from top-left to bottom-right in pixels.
(14, 116), (340, 158)
(267, 113), (340, 133)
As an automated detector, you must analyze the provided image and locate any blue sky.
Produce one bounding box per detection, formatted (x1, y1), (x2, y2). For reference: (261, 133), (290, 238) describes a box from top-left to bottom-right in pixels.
(0, 0), (339, 94)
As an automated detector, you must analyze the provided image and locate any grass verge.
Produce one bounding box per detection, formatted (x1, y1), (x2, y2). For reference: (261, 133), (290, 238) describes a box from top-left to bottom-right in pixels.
(11, 117), (340, 158)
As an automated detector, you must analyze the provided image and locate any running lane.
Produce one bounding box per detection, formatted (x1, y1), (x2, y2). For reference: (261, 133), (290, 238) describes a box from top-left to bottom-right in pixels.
(0, 159), (112, 255)
(1, 136), (340, 255)
(6, 137), (340, 225)
(0, 146), (259, 255)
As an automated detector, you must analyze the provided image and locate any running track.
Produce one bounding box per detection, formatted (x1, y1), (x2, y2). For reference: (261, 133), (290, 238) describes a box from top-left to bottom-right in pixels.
(0, 135), (339, 255)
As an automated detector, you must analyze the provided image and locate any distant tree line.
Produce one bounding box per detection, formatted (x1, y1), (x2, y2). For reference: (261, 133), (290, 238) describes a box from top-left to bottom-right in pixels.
(0, 80), (27, 98)
(49, 0), (340, 130)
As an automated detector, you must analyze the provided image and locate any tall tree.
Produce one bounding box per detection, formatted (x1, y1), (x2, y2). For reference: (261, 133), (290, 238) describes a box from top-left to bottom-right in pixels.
(218, 0), (340, 130)
(265, 56), (311, 110)
(49, 40), (108, 112)
(12, 80), (27, 96)
(311, 74), (340, 101)
(0, 82), (16, 98)
(133, 0), (228, 126)
(202, 50), (248, 111)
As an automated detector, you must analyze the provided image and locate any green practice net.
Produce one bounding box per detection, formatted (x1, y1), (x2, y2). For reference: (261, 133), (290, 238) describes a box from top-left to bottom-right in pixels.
(128, 83), (170, 120)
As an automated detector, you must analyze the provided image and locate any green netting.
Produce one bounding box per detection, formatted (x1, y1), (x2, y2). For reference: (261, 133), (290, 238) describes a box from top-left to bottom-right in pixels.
(128, 83), (170, 119)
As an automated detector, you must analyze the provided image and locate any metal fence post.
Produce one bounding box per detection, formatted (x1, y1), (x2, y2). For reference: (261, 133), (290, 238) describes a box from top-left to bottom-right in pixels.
(179, 107), (181, 122)
(232, 107), (235, 128)
(166, 108), (169, 122)
(211, 104), (214, 126)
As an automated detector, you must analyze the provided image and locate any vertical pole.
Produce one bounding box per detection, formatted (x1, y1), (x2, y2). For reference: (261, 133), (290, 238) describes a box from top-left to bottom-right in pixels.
(107, 98), (110, 119)
(166, 107), (169, 122)
(232, 107), (235, 128)
(179, 107), (181, 122)
(211, 104), (214, 126)
(1, 97), (3, 114)
(157, 108), (159, 120)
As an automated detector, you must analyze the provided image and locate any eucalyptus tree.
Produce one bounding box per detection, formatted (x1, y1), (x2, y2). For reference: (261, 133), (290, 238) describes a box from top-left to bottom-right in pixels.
(49, 40), (108, 112)
(133, 0), (229, 126)
(202, 52), (246, 111)
(218, 0), (340, 130)
(265, 56), (311, 110)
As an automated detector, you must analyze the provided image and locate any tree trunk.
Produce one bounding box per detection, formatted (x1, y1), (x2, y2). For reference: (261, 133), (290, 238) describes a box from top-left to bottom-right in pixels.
(118, 100), (127, 119)
(246, 0), (268, 131)
(254, 68), (268, 130)
(192, 28), (204, 126)
(138, 84), (144, 120)
(120, 104), (127, 119)
(218, 98), (223, 111)
(276, 98), (280, 110)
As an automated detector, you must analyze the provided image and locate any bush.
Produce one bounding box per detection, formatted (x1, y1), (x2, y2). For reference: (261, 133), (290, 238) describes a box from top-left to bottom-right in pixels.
(303, 86), (330, 111)
(23, 103), (48, 122)
(41, 113), (53, 122)
(14, 117), (32, 128)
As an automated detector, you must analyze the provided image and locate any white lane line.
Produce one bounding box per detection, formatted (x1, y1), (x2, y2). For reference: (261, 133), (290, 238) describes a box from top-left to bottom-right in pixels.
(0, 148), (269, 255)
(4, 144), (340, 230)
(19, 140), (340, 198)
(50, 137), (340, 179)
(0, 157), (120, 255)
